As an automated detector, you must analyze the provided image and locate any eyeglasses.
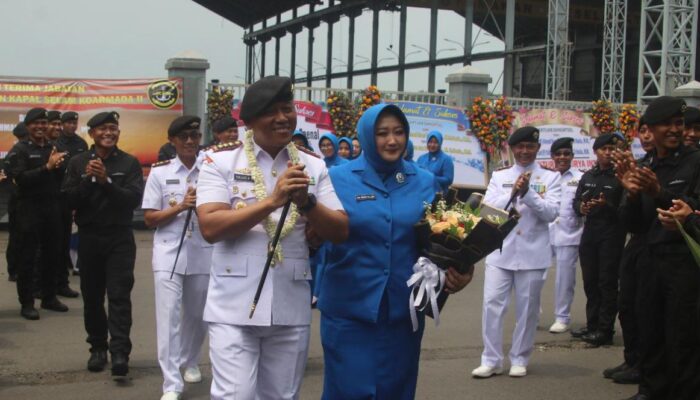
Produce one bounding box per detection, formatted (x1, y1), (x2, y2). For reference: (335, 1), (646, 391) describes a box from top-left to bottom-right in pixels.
(553, 150), (573, 157)
(174, 132), (202, 141)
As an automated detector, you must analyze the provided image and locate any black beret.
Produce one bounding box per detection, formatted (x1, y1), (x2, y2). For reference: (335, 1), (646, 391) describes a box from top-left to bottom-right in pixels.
(643, 96), (686, 125)
(87, 111), (120, 128)
(168, 115), (201, 136)
(212, 116), (238, 134)
(47, 111), (61, 122)
(639, 116), (646, 126)
(550, 137), (574, 153)
(24, 108), (48, 124)
(508, 126), (540, 146)
(12, 122), (28, 139)
(684, 106), (700, 125)
(61, 111), (79, 122)
(239, 76), (294, 123)
(593, 133), (620, 150)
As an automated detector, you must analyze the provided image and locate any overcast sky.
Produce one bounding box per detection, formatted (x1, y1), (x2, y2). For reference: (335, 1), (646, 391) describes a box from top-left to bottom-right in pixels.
(0, 0), (504, 94)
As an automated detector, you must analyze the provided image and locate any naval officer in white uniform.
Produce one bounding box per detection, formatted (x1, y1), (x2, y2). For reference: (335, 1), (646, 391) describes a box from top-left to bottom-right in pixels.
(472, 126), (561, 378)
(547, 137), (584, 334)
(196, 76), (349, 400)
(142, 116), (212, 400)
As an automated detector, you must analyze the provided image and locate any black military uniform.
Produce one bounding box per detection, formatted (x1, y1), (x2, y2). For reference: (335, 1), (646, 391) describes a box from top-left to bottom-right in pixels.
(5, 108), (68, 320)
(5, 122), (28, 282)
(62, 111), (143, 378)
(157, 141), (176, 161)
(619, 97), (700, 400)
(54, 111), (87, 296)
(572, 133), (626, 345)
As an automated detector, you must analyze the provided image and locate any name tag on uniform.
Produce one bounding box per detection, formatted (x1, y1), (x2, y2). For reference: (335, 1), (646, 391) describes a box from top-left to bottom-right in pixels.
(356, 194), (376, 202)
(29, 154), (41, 159)
(234, 173), (253, 182)
(111, 172), (125, 176)
(502, 183), (514, 188)
(584, 183), (596, 188)
(669, 179), (686, 186)
(567, 180), (579, 186)
(166, 179), (180, 185)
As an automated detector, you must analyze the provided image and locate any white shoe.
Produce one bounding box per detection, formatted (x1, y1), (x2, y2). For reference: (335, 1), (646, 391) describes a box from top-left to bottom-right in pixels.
(549, 321), (570, 333)
(471, 365), (503, 378)
(509, 365), (527, 377)
(183, 366), (202, 383)
(160, 392), (181, 400)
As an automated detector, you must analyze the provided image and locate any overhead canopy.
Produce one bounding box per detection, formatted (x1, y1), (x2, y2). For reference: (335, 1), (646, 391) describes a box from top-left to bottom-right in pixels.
(191, 0), (316, 28)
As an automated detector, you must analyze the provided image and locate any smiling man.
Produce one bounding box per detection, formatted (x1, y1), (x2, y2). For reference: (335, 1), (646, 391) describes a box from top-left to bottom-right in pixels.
(62, 111), (144, 380)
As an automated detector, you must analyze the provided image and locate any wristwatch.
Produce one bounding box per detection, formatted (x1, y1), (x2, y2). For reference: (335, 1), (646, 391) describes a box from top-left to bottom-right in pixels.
(299, 193), (317, 214)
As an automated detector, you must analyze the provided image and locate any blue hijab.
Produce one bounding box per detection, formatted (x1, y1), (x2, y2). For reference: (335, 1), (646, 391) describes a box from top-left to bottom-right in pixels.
(320, 133), (348, 168)
(357, 103), (410, 175)
(404, 139), (415, 162)
(292, 129), (312, 151)
(338, 137), (354, 160)
(416, 130), (454, 192)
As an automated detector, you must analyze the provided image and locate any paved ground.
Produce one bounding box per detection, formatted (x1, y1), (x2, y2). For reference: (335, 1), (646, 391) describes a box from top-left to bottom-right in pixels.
(0, 230), (637, 399)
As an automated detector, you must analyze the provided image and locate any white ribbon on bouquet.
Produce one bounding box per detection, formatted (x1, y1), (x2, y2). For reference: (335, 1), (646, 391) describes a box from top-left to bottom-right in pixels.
(406, 257), (445, 332)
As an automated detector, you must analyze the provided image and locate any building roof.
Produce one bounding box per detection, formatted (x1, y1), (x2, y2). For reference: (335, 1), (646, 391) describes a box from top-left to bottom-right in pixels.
(192, 0), (316, 28)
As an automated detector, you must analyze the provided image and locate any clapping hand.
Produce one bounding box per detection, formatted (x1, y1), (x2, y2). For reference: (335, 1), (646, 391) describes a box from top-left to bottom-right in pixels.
(86, 157), (108, 184)
(46, 147), (68, 170)
(657, 199), (698, 231)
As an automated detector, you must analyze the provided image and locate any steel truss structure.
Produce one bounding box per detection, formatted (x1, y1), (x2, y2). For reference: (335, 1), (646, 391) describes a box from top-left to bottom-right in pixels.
(600, 0), (627, 103)
(544, 0), (571, 100)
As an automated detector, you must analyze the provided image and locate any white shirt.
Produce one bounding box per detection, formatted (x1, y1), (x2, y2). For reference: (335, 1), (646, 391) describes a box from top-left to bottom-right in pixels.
(483, 162), (562, 270)
(142, 156), (213, 275)
(196, 139), (343, 326)
(549, 168), (584, 247)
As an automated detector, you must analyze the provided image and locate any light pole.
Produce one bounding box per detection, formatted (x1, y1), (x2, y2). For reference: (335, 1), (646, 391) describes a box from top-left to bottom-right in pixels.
(411, 44), (429, 56)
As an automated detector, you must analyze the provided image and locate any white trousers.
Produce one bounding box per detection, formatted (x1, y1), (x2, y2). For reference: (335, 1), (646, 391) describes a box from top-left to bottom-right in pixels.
(154, 272), (209, 393)
(209, 323), (310, 400)
(552, 245), (579, 324)
(481, 265), (547, 368)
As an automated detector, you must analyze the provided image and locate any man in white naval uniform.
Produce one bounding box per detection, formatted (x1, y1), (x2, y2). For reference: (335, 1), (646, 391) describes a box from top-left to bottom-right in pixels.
(142, 116), (213, 400)
(196, 76), (349, 400)
(472, 126), (561, 378)
(547, 137), (584, 334)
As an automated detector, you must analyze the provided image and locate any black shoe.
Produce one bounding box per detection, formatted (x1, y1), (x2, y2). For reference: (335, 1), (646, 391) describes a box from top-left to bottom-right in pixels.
(57, 285), (80, 298)
(40, 297), (69, 312)
(87, 350), (108, 372)
(8, 273), (17, 282)
(603, 362), (629, 379)
(20, 305), (40, 320)
(612, 366), (640, 384)
(571, 327), (590, 338)
(582, 331), (613, 346)
(111, 353), (129, 379)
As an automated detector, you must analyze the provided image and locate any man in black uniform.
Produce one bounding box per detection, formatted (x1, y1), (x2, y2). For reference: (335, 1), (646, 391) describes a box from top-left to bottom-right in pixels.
(572, 133), (626, 346)
(207, 116), (238, 147)
(682, 106), (700, 149)
(617, 96), (700, 400)
(62, 111), (143, 380)
(5, 108), (69, 320)
(46, 111), (62, 141)
(5, 122), (28, 282)
(54, 111), (87, 296)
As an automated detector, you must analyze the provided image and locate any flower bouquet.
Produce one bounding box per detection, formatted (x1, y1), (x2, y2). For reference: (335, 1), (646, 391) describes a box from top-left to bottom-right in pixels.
(407, 189), (519, 328)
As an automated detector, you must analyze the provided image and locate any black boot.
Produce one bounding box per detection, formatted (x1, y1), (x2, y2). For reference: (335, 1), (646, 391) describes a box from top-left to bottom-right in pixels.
(111, 353), (129, 380)
(603, 362), (628, 379)
(20, 304), (40, 320)
(40, 297), (69, 312)
(612, 365), (640, 384)
(87, 350), (108, 372)
(57, 285), (80, 298)
(582, 331), (613, 346)
(570, 327), (590, 338)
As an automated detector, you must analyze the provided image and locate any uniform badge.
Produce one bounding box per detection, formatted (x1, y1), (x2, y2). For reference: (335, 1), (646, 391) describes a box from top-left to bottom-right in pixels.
(168, 195), (177, 207)
(235, 201), (247, 210)
(271, 169), (278, 177)
(396, 172), (405, 184)
(235, 168), (252, 174)
(232, 185), (239, 195)
(308, 176), (316, 186)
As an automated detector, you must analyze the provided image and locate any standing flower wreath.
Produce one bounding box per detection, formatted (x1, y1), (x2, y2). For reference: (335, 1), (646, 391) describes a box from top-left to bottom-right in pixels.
(326, 91), (356, 137)
(356, 85), (382, 121)
(207, 85), (234, 128)
(617, 103), (640, 144)
(591, 99), (616, 134)
(467, 96), (514, 155)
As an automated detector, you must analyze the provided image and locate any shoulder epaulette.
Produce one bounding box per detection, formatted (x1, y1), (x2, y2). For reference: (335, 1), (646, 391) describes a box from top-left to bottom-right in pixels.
(151, 159), (171, 168)
(211, 141), (242, 153)
(295, 144), (321, 158)
(540, 164), (556, 171)
(495, 164), (512, 171)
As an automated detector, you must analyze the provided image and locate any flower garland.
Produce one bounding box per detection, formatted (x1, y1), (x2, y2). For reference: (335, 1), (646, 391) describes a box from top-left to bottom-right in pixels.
(207, 85), (233, 128)
(467, 96), (513, 154)
(355, 85), (382, 123)
(591, 99), (616, 134)
(244, 130), (300, 263)
(327, 91), (356, 137)
(618, 103), (640, 144)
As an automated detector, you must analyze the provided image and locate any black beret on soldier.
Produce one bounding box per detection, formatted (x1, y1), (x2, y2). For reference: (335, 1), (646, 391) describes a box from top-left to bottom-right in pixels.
(168, 115), (201, 136)
(508, 126), (540, 146)
(24, 107), (48, 124)
(61, 111), (79, 123)
(47, 110), (61, 122)
(87, 111), (120, 128)
(12, 122), (28, 139)
(550, 137), (574, 154)
(212, 116), (238, 134)
(239, 76), (294, 123)
(642, 96), (686, 125)
(684, 106), (700, 125)
(593, 133), (619, 150)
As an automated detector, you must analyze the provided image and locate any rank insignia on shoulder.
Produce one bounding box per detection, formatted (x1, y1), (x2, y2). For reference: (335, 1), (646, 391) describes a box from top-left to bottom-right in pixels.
(541, 164), (556, 171)
(151, 159), (171, 168)
(495, 164), (512, 171)
(294, 144), (320, 158)
(212, 141), (242, 153)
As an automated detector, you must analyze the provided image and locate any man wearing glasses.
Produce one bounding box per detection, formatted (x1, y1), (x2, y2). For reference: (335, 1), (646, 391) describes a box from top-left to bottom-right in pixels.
(62, 111), (144, 380)
(547, 138), (584, 334)
(141, 116), (212, 400)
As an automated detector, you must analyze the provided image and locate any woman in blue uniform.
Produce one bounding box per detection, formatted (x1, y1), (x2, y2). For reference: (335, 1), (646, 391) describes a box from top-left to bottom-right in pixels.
(416, 130), (454, 193)
(338, 137), (353, 160)
(319, 133), (349, 168)
(291, 129), (312, 151)
(318, 104), (472, 399)
(351, 137), (362, 159)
